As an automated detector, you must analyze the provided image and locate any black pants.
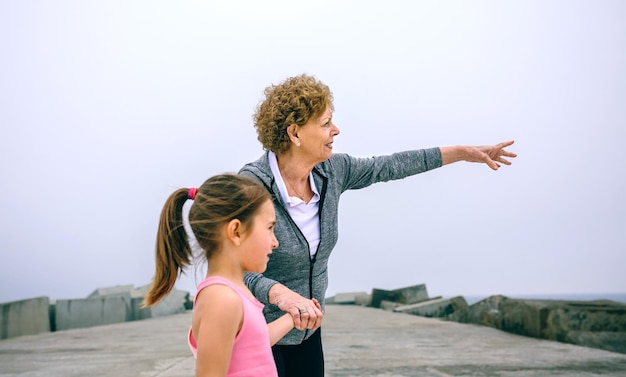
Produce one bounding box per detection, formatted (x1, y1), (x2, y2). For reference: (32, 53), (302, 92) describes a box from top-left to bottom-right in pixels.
(272, 328), (324, 377)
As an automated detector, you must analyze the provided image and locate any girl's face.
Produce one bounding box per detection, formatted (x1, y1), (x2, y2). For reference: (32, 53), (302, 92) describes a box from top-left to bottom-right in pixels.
(240, 199), (278, 273)
(297, 105), (340, 164)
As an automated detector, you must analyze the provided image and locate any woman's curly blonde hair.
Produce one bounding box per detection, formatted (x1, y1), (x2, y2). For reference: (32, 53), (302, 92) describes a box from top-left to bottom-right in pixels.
(253, 74), (334, 154)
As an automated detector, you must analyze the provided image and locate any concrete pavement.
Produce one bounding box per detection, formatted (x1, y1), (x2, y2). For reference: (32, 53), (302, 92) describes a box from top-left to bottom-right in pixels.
(0, 305), (625, 377)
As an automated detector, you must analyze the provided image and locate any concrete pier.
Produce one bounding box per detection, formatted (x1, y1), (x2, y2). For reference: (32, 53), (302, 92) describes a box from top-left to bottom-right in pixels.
(0, 305), (625, 376)
(0, 297), (50, 340)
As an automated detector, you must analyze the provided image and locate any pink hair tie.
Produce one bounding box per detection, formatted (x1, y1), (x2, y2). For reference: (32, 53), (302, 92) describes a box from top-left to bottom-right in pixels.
(188, 188), (198, 200)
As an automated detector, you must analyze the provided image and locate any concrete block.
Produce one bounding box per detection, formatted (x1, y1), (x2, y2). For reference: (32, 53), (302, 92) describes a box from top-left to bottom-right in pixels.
(380, 300), (402, 311)
(0, 297), (51, 339)
(371, 288), (397, 308)
(131, 285), (190, 319)
(567, 330), (626, 355)
(88, 284), (135, 298)
(331, 291), (369, 305)
(499, 299), (548, 338)
(394, 296), (468, 318)
(354, 293), (372, 307)
(371, 284), (429, 308)
(55, 295), (132, 331)
(392, 284), (430, 305)
(447, 295), (547, 336)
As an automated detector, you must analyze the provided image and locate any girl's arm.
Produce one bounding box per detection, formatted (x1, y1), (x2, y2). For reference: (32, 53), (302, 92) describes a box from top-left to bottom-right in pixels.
(193, 285), (243, 377)
(268, 313), (295, 346)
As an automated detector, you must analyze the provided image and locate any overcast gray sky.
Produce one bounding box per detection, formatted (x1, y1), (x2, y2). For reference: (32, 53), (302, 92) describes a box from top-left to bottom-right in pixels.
(1, 1), (624, 304)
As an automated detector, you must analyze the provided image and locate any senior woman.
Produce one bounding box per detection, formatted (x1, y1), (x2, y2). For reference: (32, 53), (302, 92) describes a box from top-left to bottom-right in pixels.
(239, 73), (516, 377)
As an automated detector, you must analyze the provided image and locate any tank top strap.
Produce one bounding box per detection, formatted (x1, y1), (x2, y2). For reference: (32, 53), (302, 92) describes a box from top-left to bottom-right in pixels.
(193, 276), (255, 306)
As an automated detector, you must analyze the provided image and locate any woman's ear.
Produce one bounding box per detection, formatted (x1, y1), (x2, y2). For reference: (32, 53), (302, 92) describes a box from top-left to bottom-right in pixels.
(226, 219), (243, 246)
(288, 124), (299, 144)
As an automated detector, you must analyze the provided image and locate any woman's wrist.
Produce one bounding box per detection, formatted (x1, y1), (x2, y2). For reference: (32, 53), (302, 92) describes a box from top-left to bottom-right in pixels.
(268, 283), (287, 306)
(440, 145), (469, 165)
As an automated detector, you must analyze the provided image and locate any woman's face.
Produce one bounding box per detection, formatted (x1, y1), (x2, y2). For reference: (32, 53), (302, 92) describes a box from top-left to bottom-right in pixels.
(297, 105), (340, 164)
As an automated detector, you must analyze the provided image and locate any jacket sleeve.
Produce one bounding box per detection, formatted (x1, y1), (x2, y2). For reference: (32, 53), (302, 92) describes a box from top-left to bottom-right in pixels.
(330, 148), (442, 191)
(244, 271), (278, 305)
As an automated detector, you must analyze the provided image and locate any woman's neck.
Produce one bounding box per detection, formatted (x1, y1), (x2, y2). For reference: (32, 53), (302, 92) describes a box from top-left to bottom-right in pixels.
(275, 151), (313, 183)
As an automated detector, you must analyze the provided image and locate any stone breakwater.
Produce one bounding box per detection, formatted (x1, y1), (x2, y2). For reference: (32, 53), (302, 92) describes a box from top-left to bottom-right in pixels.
(0, 284), (192, 340)
(326, 283), (626, 355)
(2, 282), (625, 356)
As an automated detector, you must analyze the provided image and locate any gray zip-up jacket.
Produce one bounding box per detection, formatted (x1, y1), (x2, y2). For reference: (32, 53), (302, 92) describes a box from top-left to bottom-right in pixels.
(239, 148), (442, 345)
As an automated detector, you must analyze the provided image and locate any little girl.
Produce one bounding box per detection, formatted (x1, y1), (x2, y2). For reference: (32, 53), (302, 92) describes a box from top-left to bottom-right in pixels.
(143, 173), (320, 377)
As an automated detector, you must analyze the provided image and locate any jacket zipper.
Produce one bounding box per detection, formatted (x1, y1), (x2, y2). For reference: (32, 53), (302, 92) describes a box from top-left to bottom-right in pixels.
(305, 171), (327, 338)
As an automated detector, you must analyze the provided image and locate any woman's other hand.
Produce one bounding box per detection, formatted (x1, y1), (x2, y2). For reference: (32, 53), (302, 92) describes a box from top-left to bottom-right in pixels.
(270, 284), (324, 331)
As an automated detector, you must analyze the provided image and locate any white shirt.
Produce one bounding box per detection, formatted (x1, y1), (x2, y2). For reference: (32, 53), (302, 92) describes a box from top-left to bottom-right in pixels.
(268, 151), (321, 259)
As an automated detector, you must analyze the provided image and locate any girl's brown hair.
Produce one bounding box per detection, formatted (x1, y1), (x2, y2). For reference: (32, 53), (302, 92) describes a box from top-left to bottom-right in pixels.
(143, 173), (271, 307)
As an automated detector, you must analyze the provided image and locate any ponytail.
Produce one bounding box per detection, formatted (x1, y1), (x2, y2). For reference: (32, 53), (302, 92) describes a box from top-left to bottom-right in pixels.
(143, 188), (193, 307)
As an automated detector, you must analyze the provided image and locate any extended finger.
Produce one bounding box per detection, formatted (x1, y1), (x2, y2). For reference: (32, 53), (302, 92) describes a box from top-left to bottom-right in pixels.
(301, 308), (318, 329)
(485, 158), (499, 170)
(291, 308), (304, 330)
(303, 300), (322, 329)
(495, 156), (512, 165)
(311, 307), (324, 330)
(501, 149), (517, 158)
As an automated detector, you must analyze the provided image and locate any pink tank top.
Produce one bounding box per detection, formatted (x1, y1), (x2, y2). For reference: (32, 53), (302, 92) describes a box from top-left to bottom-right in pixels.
(188, 276), (278, 377)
